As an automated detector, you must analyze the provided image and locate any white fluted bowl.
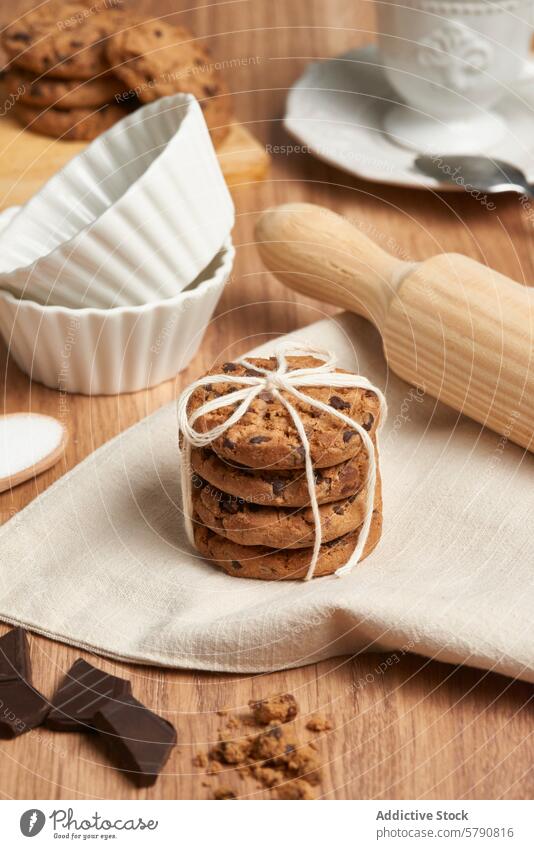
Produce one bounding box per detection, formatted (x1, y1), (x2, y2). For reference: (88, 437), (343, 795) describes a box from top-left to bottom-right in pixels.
(0, 210), (234, 395)
(0, 94), (234, 309)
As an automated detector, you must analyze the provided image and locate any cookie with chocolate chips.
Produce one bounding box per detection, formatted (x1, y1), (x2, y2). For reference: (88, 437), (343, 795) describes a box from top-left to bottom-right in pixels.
(5, 67), (125, 109)
(190, 444), (371, 507)
(187, 356), (380, 470)
(105, 20), (233, 144)
(193, 471), (381, 549)
(3, 0), (125, 79)
(192, 506), (382, 580)
(14, 101), (128, 140)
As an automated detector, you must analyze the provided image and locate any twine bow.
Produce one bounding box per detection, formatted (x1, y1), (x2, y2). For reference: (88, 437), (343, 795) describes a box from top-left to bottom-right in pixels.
(177, 344), (387, 580)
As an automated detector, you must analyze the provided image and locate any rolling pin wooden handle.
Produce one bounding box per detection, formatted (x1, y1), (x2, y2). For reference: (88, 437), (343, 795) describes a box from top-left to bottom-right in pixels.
(255, 202), (414, 329)
(256, 201), (534, 453)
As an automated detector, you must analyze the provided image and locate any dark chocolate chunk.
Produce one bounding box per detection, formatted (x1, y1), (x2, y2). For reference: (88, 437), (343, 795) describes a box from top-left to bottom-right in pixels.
(93, 695), (176, 787)
(0, 628), (49, 738)
(362, 413), (374, 431)
(222, 362), (238, 373)
(343, 429), (357, 443)
(267, 725), (282, 740)
(0, 679), (49, 739)
(329, 395), (350, 411)
(249, 435), (270, 444)
(46, 659), (132, 732)
(272, 478), (285, 496)
(0, 627), (31, 682)
(231, 560), (242, 570)
(223, 437), (235, 450)
(221, 497), (242, 514)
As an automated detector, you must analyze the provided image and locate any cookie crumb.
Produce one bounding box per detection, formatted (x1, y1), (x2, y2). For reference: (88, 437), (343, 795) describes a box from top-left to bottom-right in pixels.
(306, 713), (333, 733)
(215, 738), (252, 764)
(192, 692), (325, 799)
(214, 786), (237, 799)
(277, 778), (317, 800)
(249, 693), (298, 725)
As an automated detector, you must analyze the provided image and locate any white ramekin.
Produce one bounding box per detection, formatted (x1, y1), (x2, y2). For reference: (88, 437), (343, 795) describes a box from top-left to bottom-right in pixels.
(0, 206), (234, 394)
(0, 94), (234, 309)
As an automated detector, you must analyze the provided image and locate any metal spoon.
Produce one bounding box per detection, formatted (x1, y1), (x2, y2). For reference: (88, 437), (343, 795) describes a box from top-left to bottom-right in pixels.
(414, 154), (534, 197)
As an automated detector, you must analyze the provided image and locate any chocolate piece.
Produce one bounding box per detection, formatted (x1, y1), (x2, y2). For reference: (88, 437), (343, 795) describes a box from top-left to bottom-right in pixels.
(0, 628), (49, 738)
(0, 627), (31, 681)
(46, 658), (132, 732)
(93, 695), (176, 787)
(329, 395), (350, 411)
(0, 679), (49, 738)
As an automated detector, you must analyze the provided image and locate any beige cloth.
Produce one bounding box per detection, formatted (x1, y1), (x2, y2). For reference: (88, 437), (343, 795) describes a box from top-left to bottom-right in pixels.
(1, 313), (533, 681)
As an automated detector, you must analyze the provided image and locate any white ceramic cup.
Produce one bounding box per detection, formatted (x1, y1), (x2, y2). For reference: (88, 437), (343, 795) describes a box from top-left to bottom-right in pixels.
(375, 0), (534, 152)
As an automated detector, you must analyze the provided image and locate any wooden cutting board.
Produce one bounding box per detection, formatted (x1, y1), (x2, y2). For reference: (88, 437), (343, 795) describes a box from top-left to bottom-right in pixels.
(0, 116), (270, 208)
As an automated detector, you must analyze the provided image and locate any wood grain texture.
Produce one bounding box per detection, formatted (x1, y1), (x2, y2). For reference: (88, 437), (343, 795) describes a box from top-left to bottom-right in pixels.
(0, 116), (269, 206)
(0, 0), (533, 801)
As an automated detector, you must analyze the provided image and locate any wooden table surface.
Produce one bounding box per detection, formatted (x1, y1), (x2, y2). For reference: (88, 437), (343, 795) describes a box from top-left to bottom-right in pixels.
(1, 0), (533, 801)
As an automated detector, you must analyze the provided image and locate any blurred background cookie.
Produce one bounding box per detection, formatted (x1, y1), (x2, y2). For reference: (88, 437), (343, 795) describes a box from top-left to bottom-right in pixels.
(3, 0), (125, 79)
(5, 67), (124, 109)
(2, 4), (235, 145)
(15, 101), (129, 140)
(106, 19), (233, 144)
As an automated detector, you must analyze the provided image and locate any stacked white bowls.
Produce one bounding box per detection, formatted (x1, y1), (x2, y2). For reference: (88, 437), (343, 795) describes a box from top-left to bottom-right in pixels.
(0, 94), (235, 394)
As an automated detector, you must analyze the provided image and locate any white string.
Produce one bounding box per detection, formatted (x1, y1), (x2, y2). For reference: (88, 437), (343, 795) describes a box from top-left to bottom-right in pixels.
(177, 344), (387, 580)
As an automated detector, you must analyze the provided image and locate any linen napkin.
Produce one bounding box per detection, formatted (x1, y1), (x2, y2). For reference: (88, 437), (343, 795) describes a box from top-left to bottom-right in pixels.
(1, 313), (533, 682)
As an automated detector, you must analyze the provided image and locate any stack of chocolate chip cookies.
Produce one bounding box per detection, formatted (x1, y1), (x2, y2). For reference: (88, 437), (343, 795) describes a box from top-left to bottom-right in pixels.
(187, 356), (383, 580)
(2, 1), (233, 142)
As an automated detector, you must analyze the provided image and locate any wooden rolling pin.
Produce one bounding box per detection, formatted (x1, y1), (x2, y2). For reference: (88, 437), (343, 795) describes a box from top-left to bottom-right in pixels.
(255, 203), (534, 453)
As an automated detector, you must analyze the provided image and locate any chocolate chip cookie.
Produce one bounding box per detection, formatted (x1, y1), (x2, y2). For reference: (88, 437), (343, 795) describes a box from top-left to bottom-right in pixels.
(193, 472), (380, 549)
(193, 507), (382, 580)
(106, 20), (233, 144)
(15, 102), (128, 140)
(6, 67), (124, 109)
(188, 356), (380, 470)
(190, 445), (369, 507)
(3, 0), (124, 79)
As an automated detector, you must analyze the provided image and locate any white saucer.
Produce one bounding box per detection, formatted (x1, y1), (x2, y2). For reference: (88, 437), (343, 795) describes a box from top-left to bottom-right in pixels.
(284, 45), (534, 191)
